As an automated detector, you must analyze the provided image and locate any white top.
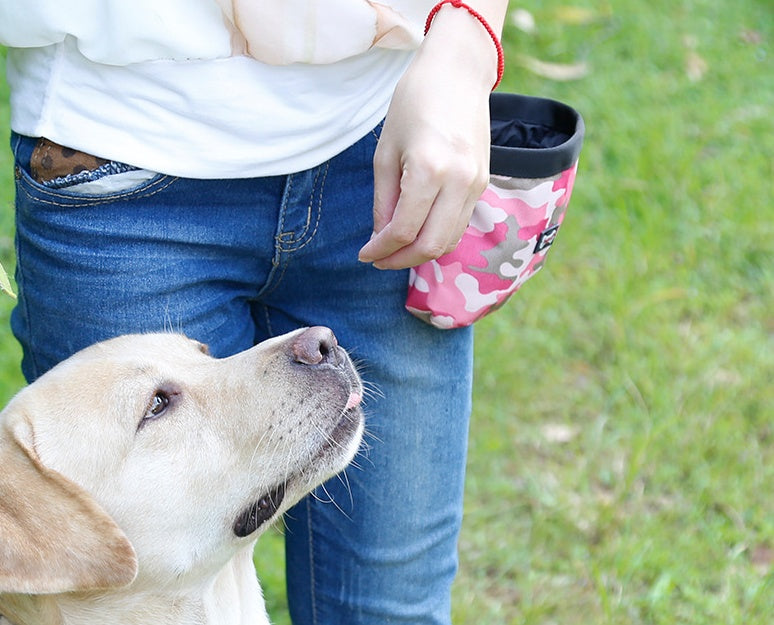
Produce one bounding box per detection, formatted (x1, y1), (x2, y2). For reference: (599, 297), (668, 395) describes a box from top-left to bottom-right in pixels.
(6, 41), (413, 177)
(0, 0), (437, 177)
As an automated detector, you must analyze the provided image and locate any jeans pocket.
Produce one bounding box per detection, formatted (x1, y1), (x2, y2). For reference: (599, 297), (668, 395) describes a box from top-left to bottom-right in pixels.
(12, 133), (172, 204)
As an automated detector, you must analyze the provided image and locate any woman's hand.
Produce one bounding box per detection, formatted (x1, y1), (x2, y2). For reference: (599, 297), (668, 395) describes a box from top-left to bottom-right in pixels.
(358, 4), (506, 270)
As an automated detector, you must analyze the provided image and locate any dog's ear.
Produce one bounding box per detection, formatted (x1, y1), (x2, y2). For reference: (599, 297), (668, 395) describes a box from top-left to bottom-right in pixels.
(0, 413), (138, 594)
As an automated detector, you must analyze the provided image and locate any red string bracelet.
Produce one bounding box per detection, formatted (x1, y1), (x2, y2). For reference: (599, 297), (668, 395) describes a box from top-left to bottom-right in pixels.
(424, 0), (505, 90)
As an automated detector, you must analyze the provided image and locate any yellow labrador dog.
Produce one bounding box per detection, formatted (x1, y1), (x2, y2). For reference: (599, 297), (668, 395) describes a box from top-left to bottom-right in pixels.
(0, 327), (364, 625)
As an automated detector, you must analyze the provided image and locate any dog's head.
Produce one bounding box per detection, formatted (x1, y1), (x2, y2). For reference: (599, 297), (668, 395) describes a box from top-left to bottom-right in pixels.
(0, 327), (364, 595)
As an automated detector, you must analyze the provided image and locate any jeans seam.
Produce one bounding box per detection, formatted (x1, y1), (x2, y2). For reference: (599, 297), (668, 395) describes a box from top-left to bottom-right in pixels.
(15, 174), (177, 207)
(13, 208), (40, 381)
(277, 163), (327, 253)
(263, 163), (328, 300)
(370, 118), (385, 142)
(305, 496), (320, 625)
(275, 174), (292, 248)
(256, 174), (294, 301)
(10, 132), (22, 157)
(261, 305), (274, 339)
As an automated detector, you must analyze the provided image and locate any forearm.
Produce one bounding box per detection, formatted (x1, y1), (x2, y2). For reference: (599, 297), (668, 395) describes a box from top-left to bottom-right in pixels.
(421, 0), (509, 91)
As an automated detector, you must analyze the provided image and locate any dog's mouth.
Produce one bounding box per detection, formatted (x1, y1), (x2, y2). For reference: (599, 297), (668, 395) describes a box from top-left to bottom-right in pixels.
(315, 395), (362, 460)
(232, 393), (363, 539)
(233, 482), (286, 538)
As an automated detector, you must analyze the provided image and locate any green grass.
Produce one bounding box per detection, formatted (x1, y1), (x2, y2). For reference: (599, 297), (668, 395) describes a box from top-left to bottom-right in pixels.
(1, 1), (772, 623)
(0, 47), (24, 404)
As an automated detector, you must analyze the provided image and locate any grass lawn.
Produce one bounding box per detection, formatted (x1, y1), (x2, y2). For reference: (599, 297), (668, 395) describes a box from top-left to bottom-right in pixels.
(1, 1), (771, 623)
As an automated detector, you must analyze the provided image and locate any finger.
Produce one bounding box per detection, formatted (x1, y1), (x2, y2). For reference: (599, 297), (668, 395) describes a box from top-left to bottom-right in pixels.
(372, 189), (476, 270)
(359, 165), (439, 263)
(358, 145), (401, 263)
(371, 142), (401, 236)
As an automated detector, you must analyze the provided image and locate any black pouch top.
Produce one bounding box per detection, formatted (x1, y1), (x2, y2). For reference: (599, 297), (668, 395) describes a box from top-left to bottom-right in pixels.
(489, 92), (585, 179)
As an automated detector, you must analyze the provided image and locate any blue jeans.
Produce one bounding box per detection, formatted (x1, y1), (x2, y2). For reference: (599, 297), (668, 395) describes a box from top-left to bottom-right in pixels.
(10, 130), (474, 624)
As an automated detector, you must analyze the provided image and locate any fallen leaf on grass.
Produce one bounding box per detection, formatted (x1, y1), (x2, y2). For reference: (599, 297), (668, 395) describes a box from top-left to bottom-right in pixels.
(685, 50), (708, 82)
(510, 8), (536, 34)
(739, 29), (763, 45)
(751, 543), (773, 575)
(683, 34), (708, 82)
(540, 423), (580, 444)
(0, 262), (15, 299)
(554, 6), (600, 26)
(517, 54), (589, 81)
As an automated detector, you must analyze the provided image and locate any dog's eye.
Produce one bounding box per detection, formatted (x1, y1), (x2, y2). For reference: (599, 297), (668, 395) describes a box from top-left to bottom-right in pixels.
(145, 391), (170, 420)
(138, 388), (180, 431)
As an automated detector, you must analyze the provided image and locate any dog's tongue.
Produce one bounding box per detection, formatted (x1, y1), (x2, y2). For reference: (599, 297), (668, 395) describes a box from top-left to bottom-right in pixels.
(346, 391), (362, 411)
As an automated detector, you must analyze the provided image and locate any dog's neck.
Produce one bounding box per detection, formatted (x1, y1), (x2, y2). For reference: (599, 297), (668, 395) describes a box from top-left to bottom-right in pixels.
(0, 545), (270, 625)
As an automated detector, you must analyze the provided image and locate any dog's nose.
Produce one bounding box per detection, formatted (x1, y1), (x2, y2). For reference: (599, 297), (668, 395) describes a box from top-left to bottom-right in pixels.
(292, 326), (340, 366)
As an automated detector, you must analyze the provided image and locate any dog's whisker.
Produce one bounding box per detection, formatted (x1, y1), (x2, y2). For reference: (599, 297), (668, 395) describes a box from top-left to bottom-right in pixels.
(361, 427), (384, 446)
(312, 482), (353, 522)
(309, 487), (331, 505)
(361, 380), (384, 401)
(336, 469), (355, 510)
(346, 455), (365, 472)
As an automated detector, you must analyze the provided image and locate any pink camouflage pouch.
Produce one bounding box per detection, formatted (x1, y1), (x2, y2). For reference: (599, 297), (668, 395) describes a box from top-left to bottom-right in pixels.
(406, 92), (585, 329)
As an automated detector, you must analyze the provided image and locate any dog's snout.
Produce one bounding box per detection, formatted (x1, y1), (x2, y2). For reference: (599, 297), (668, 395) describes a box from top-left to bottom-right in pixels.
(292, 326), (340, 366)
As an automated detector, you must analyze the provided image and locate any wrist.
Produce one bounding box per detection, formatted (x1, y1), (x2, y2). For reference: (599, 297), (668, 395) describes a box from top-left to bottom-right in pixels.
(424, 1), (505, 90)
